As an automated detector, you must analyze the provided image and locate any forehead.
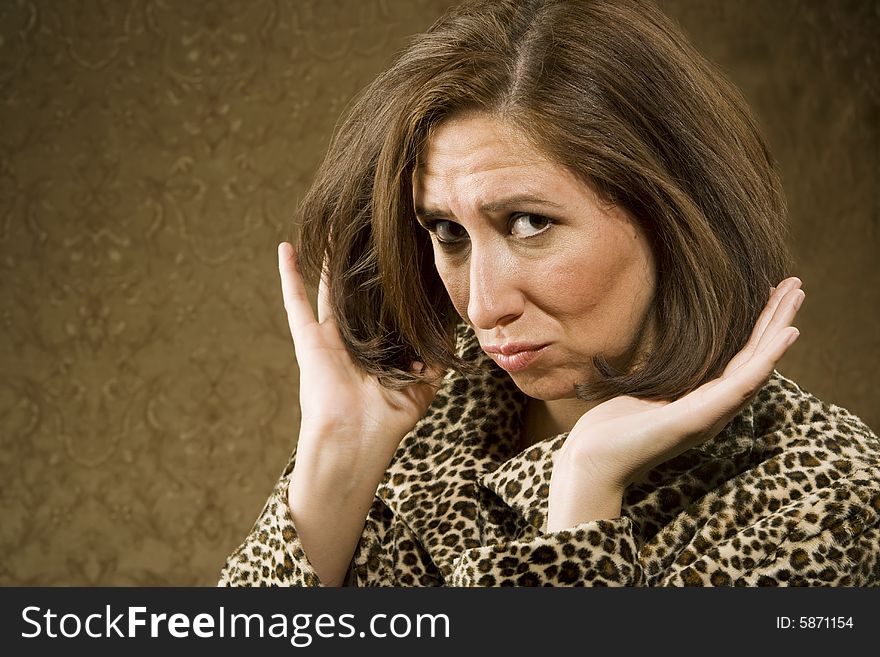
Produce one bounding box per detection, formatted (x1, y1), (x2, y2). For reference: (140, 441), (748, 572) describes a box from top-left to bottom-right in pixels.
(416, 113), (551, 176)
(413, 113), (582, 205)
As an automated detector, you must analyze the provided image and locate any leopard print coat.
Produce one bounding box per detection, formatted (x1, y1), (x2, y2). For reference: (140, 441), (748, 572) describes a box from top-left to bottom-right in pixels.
(219, 328), (880, 586)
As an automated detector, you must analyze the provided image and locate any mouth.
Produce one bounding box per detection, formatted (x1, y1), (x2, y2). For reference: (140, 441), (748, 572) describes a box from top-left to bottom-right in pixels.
(482, 343), (549, 373)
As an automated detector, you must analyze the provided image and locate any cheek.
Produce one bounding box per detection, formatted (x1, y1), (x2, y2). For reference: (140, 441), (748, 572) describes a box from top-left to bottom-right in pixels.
(533, 253), (607, 316)
(539, 233), (655, 337)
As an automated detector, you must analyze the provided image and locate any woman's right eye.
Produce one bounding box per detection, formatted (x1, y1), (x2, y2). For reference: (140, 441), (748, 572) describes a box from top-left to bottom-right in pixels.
(432, 220), (468, 244)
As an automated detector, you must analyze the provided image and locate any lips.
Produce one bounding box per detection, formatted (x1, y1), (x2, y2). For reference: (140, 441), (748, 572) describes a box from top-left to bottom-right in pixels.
(482, 343), (549, 373)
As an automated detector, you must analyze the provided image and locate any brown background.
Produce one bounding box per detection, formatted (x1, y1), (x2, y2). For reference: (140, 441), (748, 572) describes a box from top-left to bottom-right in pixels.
(0, 0), (876, 586)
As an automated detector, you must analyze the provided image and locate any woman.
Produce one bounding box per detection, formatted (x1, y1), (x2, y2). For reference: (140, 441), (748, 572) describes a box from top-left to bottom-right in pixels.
(219, 0), (879, 586)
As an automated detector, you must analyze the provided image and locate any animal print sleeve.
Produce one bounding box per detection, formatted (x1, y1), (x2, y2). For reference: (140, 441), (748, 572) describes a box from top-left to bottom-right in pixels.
(218, 455), (325, 587)
(218, 444), (400, 587)
(448, 516), (644, 586)
(657, 473), (880, 586)
(449, 472), (880, 586)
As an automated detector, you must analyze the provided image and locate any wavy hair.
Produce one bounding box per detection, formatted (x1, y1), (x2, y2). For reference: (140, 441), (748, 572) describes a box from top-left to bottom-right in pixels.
(295, 0), (790, 400)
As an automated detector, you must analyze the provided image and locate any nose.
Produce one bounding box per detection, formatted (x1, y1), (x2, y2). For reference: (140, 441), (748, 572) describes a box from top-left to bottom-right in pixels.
(466, 242), (524, 330)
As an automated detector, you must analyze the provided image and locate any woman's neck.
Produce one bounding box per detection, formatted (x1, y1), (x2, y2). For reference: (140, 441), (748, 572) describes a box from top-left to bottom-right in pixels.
(520, 396), (597, 450)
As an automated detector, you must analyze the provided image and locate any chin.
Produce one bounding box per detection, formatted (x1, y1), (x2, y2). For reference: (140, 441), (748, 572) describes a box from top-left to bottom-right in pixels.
(507, 371), (581, 401)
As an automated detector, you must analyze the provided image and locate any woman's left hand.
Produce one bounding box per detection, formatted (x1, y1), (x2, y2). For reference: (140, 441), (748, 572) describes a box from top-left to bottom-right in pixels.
(547, 277), (805, 531)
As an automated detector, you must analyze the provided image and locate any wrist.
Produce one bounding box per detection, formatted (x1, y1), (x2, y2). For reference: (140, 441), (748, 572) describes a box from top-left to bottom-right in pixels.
(547, 450), (624, 532)
(291, 440), (387, 498)
(296, 422), (400, 472)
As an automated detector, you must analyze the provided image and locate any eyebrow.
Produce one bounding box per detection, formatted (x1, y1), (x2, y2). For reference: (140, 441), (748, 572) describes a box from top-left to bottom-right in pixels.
(413, 194), (564, 221)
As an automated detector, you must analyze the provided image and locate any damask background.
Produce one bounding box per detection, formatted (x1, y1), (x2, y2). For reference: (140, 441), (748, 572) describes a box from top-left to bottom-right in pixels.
(1, 0), (876, 586)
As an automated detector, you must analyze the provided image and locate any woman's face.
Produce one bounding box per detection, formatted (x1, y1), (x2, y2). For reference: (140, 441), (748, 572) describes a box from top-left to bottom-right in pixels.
(412, 113), (657, 401)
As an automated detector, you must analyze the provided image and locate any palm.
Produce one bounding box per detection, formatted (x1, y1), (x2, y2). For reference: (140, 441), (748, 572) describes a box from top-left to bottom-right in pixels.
(278, 243), (439, 455)
(297, 320), (436, 441)
(562, 278), (804, 490)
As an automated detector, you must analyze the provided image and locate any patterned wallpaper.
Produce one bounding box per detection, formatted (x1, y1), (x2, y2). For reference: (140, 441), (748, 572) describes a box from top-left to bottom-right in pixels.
(0, 0), (876, 586)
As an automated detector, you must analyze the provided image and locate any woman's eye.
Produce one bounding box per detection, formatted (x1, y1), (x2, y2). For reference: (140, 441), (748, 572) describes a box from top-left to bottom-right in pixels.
(433, 220), (468, 244)
(510, 214), (551, 238)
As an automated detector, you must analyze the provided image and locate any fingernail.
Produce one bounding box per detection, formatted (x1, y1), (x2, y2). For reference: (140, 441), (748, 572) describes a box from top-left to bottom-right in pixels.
(794, 290), (805, 311)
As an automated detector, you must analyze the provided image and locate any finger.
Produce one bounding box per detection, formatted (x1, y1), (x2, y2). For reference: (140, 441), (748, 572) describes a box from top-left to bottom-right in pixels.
(654, 299), (802, 458)
(724, 278), (801, 375)
(278, 242), (316, 340)
(411, 361), (447, 389)
(676, 324), (800, 438)
(316, 254), (333, 324)
(753, 286), (804, 355)
(718, 326), (800, 424)
(743, 277), (801, 356)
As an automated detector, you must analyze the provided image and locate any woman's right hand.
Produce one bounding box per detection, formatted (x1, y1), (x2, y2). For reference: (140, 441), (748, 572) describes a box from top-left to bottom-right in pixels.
(277, 242), (441, 585)
(278, 241), (441, 464)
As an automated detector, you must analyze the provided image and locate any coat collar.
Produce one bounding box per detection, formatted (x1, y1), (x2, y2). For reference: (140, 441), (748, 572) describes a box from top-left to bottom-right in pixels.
(376, 326), (760, 570)
(374, 342), (525, 575)
(476, 397), (757, 533)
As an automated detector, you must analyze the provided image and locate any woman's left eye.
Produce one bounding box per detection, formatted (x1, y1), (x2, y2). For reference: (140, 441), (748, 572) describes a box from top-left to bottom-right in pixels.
(509, 214), (552, 238)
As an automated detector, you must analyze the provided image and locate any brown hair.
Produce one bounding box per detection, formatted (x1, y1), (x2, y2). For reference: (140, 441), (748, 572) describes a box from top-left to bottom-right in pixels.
(296, 0), (790, 400)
